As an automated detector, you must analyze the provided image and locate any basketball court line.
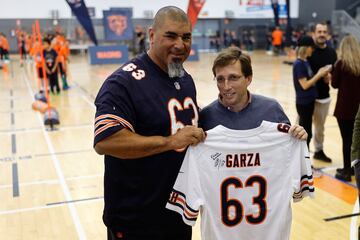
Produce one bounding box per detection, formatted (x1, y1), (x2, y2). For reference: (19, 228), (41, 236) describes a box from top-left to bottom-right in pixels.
(0, 197), (103, 216)
(350, 198), (359, 240)
(12, 163), (19, 197)
(47, 196), (103, 206)
(22, 71), (87, 240)
(0, 173), (102, 190)
(0, 123), (93, 134)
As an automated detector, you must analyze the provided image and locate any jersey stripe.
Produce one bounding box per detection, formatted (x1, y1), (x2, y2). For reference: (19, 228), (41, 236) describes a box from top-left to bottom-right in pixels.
(94, 114), (135, 137)
(168, 189), (199, 222)
(293, 174), (315, 201)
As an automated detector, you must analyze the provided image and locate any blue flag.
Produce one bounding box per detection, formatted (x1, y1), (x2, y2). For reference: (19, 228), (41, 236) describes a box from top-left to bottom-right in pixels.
(65, 0), (98, 45)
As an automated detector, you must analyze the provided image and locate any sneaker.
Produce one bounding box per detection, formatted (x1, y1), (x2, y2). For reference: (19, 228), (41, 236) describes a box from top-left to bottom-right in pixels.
(313, 150), (332, 163)
(335, 171), (351, 181)
(311, 166), (323, 178)
(336, 168), (354, 176)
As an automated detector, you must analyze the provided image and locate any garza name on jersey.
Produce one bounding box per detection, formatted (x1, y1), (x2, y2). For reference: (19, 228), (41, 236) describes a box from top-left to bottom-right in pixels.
(166, 121), (314, 240)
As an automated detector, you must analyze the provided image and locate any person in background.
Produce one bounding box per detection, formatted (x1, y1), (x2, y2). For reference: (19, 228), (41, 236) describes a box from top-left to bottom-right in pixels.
(0, 33), (10, 62)
(43, 38), (60, 95)
(135, 25), (146, 54)
(308, 22), (337, 162)
(292, 35), (332, 148)
(94, 6), (205, 240)
(272, 26), (283, 55)
(331, 35), (360, 181)
(53, 34), (70, 90)
(29, 39), (45, 91)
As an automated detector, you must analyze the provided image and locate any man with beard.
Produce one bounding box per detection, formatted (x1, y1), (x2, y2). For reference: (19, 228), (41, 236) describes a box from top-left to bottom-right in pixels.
(93, 6), (205, 240)
(308, 22), (337, 163)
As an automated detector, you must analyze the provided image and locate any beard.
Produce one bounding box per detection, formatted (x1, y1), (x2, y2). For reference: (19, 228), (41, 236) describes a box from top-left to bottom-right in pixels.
(168, 61), (185, 78)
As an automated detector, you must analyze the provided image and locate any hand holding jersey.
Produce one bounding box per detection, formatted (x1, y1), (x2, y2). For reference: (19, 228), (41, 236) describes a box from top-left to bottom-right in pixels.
(166, 121), (314, 240)
(288, 124), (308, 140)
(167, 47), (313, 240)
(168, 125), (206, 149)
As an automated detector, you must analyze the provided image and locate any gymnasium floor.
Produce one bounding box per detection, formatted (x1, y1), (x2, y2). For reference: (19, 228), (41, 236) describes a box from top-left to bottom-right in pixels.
(0, 51), (358, 239)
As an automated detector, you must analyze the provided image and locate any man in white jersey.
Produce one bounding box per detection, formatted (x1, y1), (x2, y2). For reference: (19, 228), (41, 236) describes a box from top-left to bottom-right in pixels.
(166, 47), (313, 240)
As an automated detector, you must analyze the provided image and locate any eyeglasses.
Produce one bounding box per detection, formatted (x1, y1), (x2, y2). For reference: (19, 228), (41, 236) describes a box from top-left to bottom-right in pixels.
(214, 74), (244, 84)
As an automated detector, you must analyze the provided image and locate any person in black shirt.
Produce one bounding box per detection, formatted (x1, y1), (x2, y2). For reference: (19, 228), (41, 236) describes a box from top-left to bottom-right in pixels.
(307, 22), (337, 162)
(43, 38), (60, 94)
(94, 6), (205, 240)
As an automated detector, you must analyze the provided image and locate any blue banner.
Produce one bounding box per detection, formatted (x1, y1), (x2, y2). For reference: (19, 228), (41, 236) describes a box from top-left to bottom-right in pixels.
(65, 0), (98, 45)
(88, 45), (129, 65)
(187, 44), (199, 61)
(103, 9), (133, 41)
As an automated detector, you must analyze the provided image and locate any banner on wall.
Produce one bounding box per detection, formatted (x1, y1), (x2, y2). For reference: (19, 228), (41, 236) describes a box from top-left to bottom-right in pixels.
(239, 0), (289, 18)
(65, 0), (98, 45)
(103, 8), (133, 41)
(88, 45), (129, 65)
(187, 0), (206, 27)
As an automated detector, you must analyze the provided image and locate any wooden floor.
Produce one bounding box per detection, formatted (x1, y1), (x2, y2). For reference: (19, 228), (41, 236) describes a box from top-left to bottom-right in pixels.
(0, 51), (358, 239)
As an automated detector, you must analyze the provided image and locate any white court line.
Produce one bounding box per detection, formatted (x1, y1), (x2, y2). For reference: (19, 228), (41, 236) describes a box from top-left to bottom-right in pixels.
(350, 197), (359, 240)
(22, 73), (86, 240)
(0, 173), (103, 189)
(0, 197), (103, 216)
(0, 123), (93, 135)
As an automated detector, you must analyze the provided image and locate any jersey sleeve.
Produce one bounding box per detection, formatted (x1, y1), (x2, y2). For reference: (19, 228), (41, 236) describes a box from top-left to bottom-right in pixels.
(166, 146), (203, 226)
(93, 72), (136, 146)
(291, 140), (315, 202)
(293, 61), (309, 81)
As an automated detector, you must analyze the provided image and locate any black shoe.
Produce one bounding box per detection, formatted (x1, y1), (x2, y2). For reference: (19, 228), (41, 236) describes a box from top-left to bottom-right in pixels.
(335, 171), (351, 181)
(313, 150), (332, 163)
(336, 168), (354, 176)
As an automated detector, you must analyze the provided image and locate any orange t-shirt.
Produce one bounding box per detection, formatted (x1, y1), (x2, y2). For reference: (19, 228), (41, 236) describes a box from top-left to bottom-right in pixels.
(29, 43), (43, 68)
(272, 29), (283, 46)
(0, 36), (10, 50)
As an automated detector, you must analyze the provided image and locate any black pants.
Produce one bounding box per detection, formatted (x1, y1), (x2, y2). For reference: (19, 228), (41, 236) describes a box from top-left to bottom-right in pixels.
(107, 227), (191, 240)
(337, 118), (355, 170)
(47, 72), (60, 94)
(296, 102), (315, 148)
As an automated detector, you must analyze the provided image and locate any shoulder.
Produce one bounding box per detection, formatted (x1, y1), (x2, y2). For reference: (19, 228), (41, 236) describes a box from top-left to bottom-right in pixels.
(252, 94), (280, 107)
(334, 59), (343, 69)
(200, 100), (219, 115)
(107, 54), (148, 85)
(251, 94), (289, 122)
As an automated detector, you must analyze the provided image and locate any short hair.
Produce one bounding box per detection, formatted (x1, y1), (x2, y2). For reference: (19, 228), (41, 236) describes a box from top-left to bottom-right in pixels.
(152, 6), (191, 30)
(212, 47), (253, 77)
(43, 38), (51, 45)
(314, 22), (328, 31)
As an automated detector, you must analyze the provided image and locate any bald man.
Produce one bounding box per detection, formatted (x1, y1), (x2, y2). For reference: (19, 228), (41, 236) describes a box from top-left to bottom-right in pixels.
(94, 6), (205, 240)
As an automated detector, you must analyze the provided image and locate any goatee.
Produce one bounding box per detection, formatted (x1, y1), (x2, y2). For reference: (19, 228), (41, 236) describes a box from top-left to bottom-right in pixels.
(168, 61), (185, 78)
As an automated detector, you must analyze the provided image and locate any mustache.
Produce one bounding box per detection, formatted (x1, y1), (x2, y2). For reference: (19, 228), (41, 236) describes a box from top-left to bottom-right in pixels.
(168, 61), (184, 78)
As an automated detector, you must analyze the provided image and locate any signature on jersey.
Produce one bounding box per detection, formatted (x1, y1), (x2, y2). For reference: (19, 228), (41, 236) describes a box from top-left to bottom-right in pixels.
(211, 152), (225, 170)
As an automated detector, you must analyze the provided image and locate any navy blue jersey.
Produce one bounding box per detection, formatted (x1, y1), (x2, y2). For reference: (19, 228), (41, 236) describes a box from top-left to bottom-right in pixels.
(293, 59), (318, 105)
(199, 93), (290, 131)
(43, 49), (57, 69)
(94, 53), (199, 232)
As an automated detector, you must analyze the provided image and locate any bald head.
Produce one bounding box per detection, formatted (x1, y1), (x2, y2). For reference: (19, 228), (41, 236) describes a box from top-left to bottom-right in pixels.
(152, 6), (191, 31)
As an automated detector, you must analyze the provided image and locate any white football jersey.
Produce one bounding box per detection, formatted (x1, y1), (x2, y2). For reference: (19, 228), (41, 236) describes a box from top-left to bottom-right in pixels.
(166, 121), (314, 240)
